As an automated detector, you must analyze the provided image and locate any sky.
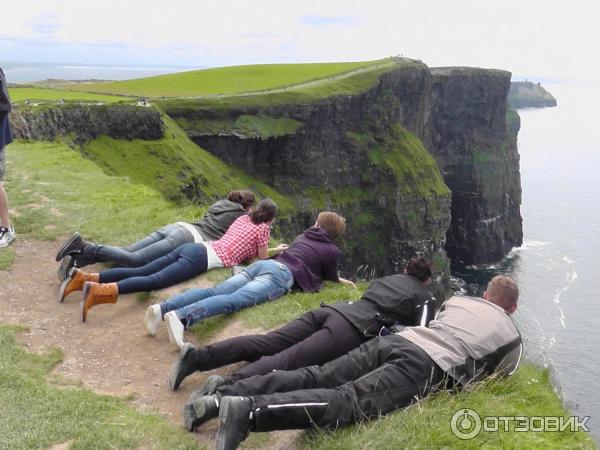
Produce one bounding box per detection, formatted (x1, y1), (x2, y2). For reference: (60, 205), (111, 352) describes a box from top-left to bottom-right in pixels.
(2, 0), (600, 81)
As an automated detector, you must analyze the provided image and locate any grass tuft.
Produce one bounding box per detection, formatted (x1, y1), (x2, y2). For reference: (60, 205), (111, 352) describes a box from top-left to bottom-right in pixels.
(0, 247), (16, 270)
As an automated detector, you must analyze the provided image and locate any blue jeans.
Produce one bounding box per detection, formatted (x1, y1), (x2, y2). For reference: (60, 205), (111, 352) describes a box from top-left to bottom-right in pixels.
(161, 260), (294, 327)
(82, 223), (195, 267)
(99, 243), (208, 294)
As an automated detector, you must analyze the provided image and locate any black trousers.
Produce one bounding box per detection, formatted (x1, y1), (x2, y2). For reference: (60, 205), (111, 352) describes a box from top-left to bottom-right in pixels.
(189, 308), (365, 379)
(217, 335), (446, 431)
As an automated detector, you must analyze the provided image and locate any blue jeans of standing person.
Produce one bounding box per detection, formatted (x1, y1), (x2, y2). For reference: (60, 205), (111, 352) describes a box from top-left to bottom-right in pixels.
(80, 223), (195, 267)
(98, 243), (208, 294)
(161, 259), (294, 327)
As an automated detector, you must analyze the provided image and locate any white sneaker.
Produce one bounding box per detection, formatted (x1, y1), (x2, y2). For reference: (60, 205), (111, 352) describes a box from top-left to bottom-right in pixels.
(144, 304), (162, 336)
(0, 226), (15, 248)
(165, 311), (185, 350)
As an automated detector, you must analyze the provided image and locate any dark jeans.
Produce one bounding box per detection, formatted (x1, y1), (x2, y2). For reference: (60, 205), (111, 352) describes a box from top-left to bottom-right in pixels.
(98, 243), (208, 294)
(81, 223), (195, 267)
(200, 308), (365, 379)
(217, 335), (446, 431)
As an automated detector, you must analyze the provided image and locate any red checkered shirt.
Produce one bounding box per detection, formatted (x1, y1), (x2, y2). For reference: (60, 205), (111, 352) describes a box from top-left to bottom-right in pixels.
(210, 215), (271, 267)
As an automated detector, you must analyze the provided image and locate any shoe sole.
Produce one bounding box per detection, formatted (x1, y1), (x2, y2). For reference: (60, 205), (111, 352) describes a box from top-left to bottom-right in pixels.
(57, 255), (74, 282)
(81, 282), (91, 322)
(189, 376), (227, 402)
(215, 397), (248, 450)
(183, 396), (218, 431)
(58, 268), (77, 303)
(55, 232), (80, 262)
(169, 343), (193, 391)
(143, 305), (161, 336)
(165, 313), (184, 350)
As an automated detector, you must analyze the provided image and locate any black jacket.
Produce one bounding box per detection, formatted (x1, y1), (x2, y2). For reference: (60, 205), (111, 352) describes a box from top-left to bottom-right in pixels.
(325, 274), (436, 338)
(191, 199), (246, 241)
(0, 69), (12, 113)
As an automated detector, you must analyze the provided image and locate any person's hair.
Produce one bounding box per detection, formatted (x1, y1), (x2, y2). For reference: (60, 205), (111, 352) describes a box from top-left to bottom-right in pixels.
(316, 211), (346, 240)
(405, 256), (433, 282)
(486, 275), (519, 311)
(228, 190), (255, 210)
(249, 198), (278, 224)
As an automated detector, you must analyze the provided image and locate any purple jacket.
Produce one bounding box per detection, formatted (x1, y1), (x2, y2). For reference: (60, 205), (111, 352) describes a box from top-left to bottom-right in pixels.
(274, 227), (341, 292)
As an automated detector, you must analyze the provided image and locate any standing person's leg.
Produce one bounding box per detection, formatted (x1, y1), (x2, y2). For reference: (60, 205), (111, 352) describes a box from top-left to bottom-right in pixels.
(0, 147), (15, 248)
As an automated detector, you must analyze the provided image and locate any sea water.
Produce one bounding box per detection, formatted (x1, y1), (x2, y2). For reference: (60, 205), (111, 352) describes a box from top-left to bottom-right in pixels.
(454, 82), (600, 440)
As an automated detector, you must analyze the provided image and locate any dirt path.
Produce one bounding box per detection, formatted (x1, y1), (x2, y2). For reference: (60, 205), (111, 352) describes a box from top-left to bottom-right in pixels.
(0, 237), (299, 449)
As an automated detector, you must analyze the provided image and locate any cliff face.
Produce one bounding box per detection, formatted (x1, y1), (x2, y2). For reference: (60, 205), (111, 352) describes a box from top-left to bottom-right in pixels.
(164, 61), (522, 276)
(425, 68), (523, 264)
(10, 104), (164, 143)
(508, 81), (557, 109)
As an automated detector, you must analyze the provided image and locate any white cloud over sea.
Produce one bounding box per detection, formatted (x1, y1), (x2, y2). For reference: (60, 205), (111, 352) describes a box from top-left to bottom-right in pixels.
(2, 0), (600, 80)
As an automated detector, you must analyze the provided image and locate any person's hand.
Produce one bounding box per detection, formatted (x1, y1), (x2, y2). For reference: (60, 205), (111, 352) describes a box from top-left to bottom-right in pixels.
(274, 244), (289, 254)
(339, 277), (357, 289)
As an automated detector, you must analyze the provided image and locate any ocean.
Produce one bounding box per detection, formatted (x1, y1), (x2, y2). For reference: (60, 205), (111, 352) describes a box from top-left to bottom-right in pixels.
(2, 63), (597, 439)
(455, 82), (600, 440)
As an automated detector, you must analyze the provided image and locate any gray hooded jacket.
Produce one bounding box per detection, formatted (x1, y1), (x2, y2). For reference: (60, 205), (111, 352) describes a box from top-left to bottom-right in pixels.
(190, 199), (246, 241)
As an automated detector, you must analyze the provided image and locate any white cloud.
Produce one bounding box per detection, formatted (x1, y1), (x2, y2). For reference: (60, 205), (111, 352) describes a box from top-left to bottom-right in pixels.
(2, 0), (600, 79)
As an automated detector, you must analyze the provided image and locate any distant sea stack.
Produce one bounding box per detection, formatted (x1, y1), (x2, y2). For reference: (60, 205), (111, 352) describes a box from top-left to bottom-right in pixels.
(508, 81), (557, 109)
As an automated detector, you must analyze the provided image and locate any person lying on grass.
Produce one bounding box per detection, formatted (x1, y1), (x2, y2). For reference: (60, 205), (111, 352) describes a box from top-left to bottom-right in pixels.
(54, 190), (256, 281)
(168, 256), (436, 397)
(144, 211), (356, 350)
(59, 198), (286, 322)
(187, 276), (523, 450)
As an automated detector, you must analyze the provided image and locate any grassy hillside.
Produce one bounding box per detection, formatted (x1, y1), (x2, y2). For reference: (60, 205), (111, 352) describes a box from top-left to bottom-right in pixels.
(61, 60), (388, 98)
(8, 87), (130, 104)
(2, 137), (595, 449)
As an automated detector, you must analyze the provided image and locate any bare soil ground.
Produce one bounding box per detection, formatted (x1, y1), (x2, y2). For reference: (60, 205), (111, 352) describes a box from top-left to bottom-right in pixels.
(0, 237), (299, 449)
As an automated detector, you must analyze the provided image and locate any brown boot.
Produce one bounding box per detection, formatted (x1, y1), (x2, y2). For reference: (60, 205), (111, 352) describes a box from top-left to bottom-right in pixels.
(81, 281), (118, 322)
(58, 268), (99, 303)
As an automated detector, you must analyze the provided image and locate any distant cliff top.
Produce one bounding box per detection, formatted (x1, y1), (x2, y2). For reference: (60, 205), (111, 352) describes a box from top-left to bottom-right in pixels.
(508, 81), (557, 109)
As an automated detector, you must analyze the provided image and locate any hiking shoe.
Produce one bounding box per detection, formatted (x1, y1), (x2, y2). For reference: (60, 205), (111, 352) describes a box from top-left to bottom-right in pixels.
(183, 394), (219, 431)
(169, 343), (196, 390)
(57, 254), (75, 281)
(144, 304), (162, 336)
(165, 311), (185, 350)
(215, 396), (253, 450)
(0, 225), (15, 248)
(58, 268), (99, 302)
(190, 375), (231, 400)
(81, 281), (118, 322)
(55, 232), (85, 261)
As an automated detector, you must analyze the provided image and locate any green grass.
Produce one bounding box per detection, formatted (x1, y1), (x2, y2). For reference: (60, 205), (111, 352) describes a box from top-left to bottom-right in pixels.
(4, 140), (200, 244)
(80, 114), (295, 218)
(8, 87), (130, 104)
(0, 247), (15, 270)
(63, 60), (388, 98)
(349, 125), (450, 197)
(301, 363), (595, 449)
(0, 325), (198, 450)
(174, 114), (302, 139)
(160, 60), (406, 111)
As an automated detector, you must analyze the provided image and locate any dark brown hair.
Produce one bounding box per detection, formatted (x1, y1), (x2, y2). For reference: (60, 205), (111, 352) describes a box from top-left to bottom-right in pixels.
(486, 276), (519, 311)
(405, 256), (433, 282)
(316, 211), (346, 240)
(250, 198), (278, 224)
(228, 190), (255, 210)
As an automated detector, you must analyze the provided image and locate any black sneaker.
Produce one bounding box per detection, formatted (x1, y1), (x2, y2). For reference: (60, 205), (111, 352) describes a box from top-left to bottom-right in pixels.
(183, 394), (219, 431)
(55, 232), (84, 262)
(189, 375), (231, 402)
(169, 343), (200, 391)
(215, 396), (253, 450)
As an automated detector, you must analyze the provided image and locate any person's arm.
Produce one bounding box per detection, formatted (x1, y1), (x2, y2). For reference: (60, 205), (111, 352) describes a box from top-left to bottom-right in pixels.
(268, 244), (289, 257)
(257, 244), (269, 260)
